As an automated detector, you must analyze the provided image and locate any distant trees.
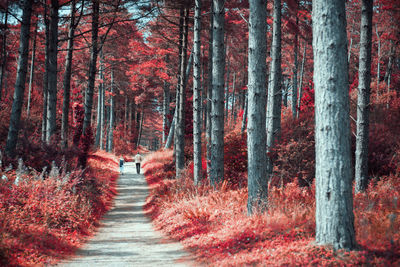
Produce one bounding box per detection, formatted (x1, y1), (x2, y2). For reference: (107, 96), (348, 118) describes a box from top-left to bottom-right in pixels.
(312, 0), (356, 250)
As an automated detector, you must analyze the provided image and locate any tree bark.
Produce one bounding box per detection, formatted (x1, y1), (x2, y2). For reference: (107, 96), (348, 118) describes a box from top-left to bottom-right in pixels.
(0, 0), (9, 101)
(209, 0), (225, 186)
(107, 69), (114, 152)
(291, 16), (299, 119)
(296, 43), (306, 118)
(46, 0), (59, 143)
(163, 81), (170, 144)
(61, 0), (77, 148)
(231, 72), (236, 122)
(241, 92), (247, 134)
(95, 49), (105, 149)
(247, 0), (268, 214)
(266, 0), (282, 175)
(26, 21), (38, 118)
(5, 0), (33, 157)
(82, 0), (100, 135)
(206, 0), (213, 182)
(42, 5), (49, 143)
(355, 0), (373, 193)
(224, 43), (230, 121)
(175, 6), (189, 178)
(193, 0), (202, 185)
(313, 0), (356, 250)
(375, 25), (381, 99)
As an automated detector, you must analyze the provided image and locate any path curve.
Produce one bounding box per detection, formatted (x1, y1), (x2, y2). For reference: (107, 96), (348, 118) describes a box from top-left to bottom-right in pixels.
(58, 162), (192, 267)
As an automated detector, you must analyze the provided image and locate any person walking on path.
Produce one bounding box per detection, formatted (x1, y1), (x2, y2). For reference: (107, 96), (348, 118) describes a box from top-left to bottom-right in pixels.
(135, 152), (143, 174)
(119, 156), (124, 174)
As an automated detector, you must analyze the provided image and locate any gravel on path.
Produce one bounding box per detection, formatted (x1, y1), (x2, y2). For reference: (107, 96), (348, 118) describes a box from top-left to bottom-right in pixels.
(57, 162), (193, 267)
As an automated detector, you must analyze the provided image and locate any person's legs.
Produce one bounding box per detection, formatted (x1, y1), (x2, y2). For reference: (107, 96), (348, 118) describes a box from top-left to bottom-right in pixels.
(136, 163), (140, 174)
(120, 165), (123, 174)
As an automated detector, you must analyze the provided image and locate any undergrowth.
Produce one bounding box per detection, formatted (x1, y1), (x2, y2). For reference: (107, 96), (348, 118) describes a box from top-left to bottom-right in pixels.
(0, 151), (118, 266)
(143, 150), (400, 266)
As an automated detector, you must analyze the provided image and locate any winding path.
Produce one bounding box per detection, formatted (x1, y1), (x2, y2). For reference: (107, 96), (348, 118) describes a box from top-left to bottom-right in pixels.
(59, 162), (192, 267)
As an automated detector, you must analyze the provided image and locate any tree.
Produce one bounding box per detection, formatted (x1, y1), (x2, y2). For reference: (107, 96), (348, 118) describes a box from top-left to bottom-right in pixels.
(46, 0), (59, 143)
(62, 0), (81, 148)
(82, 0), (100, 135)
(0, 0), (9, 101)
(206, 0), (213, 182)
(247, 0), (268, 214)
(312, 0), (356, 250)
(193, 0), (202, 185)
(266, 0), (282, 175)
(209, 0), (225, 186)
(175, 4), (189, 178)
(5, 0), (33, 156)
(355, 0), (373, 193)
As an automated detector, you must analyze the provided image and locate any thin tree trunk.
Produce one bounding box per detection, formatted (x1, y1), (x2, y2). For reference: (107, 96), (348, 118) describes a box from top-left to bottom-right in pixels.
(247, 0), (268, 214)
(376, 25), (381, 99)
(206, 0), (214, 182)
(26, 21), (38, 118)
(266, 0), (282, 175)
(5, 0), (33, 157)
(0, 0), (9, 101)
(99, 53), (105, 150)
(231, 72), (236, 122)
(193, 0), (202, 185)
(42, 5), (49, 143)
(291, 16), (299, 119)
(175, 5), (189, 178)
(296, 43), (306, 118)
(224, 43), (230, 121)
(107, 69), (114, 152)
(348, 37), (353, 64)
(241, 92), (247, 134)
(163, 81), (170, 144)
(82, 0), (99, 135)
(136, 109), (144, 149)
(384, 41), (394, 109)
(61, 0), (77, 148)
(355, 0), (373, 193)
(46, 0), (59, 143)
(313, 0), (356, 250)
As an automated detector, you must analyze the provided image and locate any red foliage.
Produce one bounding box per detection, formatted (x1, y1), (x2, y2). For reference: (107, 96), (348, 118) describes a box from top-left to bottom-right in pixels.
(0, 151), (118, 266)
(143, 151), (400, 266)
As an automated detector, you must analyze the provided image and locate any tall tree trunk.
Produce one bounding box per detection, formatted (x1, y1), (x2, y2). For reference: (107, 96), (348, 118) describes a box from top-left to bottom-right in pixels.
(296, 43), (306, 118)
(291, 16), (299, 119)
(61, 0), (77, 148)
(163, 81), (170, 144)
(209, 0), (225, 186)
(375, 25), (381, 99)
(266, 0), (282, 175)
(384, 41), (394, 109)
(355, 0), (373, 193)
(42, 5), (49, 143)
(107, 69), (114, 152)
(99, 54), (105, 150)
(136, 109), (144, 149)
(26, 21), (38, 118)
(313, 0), (356, 250)
(241, 92), (247, 134)
(224, 43), (230, 121)
(46, 0), (59, 143)
(0, 0), (9, 101)
(282, 78), (288, 107)
(206, 0), (213, 182)
(82, 0), (99, 135)
(231, 72), (236, 122)
(193, 0), (202, 185)
(247, 0), (268, 214)
(5, 0), (33, 157)
(175, 5), (189, 178)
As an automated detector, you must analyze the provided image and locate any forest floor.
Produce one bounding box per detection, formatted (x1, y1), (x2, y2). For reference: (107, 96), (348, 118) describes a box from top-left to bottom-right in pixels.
(57, 162), (193, 267)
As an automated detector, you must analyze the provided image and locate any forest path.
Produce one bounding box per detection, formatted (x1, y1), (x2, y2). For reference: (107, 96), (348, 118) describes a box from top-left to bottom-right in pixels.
(58, 162), (192, 267)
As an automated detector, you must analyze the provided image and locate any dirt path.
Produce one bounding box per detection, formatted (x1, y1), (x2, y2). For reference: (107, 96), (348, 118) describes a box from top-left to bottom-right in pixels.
(58, 162), (192, 267)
